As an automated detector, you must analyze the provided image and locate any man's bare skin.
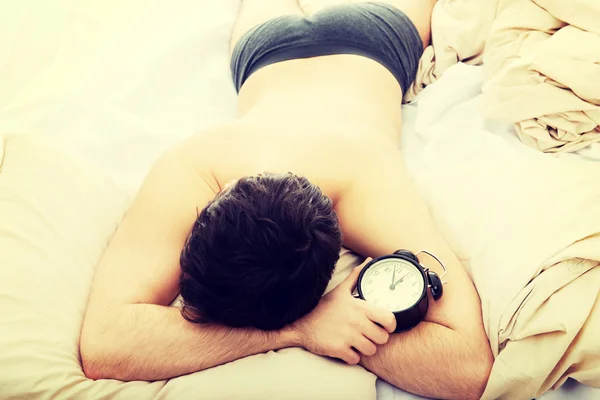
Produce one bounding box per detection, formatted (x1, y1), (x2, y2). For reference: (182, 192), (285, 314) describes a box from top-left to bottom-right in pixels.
(80, 1), (493, 399)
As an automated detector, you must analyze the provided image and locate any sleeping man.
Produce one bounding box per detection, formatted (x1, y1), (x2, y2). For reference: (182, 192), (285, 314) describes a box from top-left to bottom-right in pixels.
(80, 1), (493, 399)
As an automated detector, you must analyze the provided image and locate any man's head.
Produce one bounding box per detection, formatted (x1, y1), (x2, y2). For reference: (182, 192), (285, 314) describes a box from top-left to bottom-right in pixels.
(179, 172), (342, 330)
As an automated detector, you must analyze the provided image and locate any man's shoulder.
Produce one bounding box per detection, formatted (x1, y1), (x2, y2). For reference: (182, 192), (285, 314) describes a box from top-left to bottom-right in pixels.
(176, 122), (241, 155)
(171, 122), (243, 190)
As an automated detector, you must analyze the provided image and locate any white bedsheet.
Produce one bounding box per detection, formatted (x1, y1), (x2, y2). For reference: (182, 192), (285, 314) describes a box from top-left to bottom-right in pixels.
(1, 1), (598, 399)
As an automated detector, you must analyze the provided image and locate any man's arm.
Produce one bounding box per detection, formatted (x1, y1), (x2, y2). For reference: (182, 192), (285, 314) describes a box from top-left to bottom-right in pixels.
(334, 137), (493, 400)
(80, 137), (397, 381)
(83, 306), (297, 381)
(80, 147), (299, 381)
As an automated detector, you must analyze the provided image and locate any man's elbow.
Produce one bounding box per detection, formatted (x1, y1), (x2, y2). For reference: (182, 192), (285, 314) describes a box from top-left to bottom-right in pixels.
(465, 359), (492, 400)
(80, 325), (125, 381)
(80, 339), (104, 380)
(81, 351), (103, 381)
(462, 338), (493, 400)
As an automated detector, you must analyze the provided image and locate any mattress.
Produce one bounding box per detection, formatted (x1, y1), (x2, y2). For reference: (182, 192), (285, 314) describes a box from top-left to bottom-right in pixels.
(1, 1), (598, 399)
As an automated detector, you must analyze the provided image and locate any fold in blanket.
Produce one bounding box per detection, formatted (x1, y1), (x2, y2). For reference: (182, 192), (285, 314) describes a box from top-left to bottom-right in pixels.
(408, 0), (600, 153)
(482, 247), (600, 399)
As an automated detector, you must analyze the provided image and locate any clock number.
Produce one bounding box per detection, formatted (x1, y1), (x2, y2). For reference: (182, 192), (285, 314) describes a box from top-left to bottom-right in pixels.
(367, 279), (373, 284)
(384, 266), (391, 273)
(373, 271), (380, 276)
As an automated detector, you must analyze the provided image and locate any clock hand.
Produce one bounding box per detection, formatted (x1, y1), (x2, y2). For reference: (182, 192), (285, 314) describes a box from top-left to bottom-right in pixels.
(390, 266), (397, 290)
(393, 272), (409, 287)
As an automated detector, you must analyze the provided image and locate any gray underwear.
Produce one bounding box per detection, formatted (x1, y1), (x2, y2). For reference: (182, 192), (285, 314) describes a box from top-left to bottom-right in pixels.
(230, 2), (424, 94)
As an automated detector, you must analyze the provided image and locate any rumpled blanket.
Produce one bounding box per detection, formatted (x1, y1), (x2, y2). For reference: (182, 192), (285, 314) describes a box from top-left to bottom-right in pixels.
(408, 0), (600, 154)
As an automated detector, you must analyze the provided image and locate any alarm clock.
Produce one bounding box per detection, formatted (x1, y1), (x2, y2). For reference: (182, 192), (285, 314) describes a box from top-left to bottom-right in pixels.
(356, 249), (448, 333)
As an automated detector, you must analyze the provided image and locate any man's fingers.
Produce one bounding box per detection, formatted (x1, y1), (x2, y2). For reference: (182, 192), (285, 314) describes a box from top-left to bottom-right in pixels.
(352, 336), (377, 357)
(364, 303), (397, 333)
(339, 258), (373, 292)
(339, 348), (361, 365)
(361, 320), (390, 345)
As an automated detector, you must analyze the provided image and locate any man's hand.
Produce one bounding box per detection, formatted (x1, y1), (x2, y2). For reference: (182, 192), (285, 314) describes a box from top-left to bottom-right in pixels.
(291, 259), (397, 365)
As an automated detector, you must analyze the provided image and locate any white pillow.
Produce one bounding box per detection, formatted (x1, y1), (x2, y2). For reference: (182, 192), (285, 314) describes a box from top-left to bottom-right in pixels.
(0, 134), (376, 400)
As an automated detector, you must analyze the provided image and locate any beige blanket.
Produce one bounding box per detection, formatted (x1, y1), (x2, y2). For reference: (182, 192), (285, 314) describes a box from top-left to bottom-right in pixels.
(409, 0), (600, 154)
(414, 155), (600, 399)
(405, 0), (498, 101)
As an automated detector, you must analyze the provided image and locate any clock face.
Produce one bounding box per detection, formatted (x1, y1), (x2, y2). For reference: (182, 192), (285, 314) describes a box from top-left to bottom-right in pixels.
(359, 258), (425, 313)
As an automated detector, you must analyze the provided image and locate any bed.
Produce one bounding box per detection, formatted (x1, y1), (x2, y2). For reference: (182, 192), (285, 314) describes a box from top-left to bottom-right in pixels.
(1, 1), (599, 399)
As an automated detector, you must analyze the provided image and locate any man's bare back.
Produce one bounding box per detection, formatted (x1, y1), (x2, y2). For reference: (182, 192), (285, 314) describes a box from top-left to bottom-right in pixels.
(80, 2), (493, 399)
(182, 48), (412, 197)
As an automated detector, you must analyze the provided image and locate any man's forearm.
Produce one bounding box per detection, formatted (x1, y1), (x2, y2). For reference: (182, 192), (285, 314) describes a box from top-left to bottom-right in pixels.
(80, 304), (298, 381)
(360, 322), (491, 400)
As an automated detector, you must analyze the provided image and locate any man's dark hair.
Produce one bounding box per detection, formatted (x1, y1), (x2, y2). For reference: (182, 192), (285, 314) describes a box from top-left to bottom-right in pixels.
(179, 172), (342, 331)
